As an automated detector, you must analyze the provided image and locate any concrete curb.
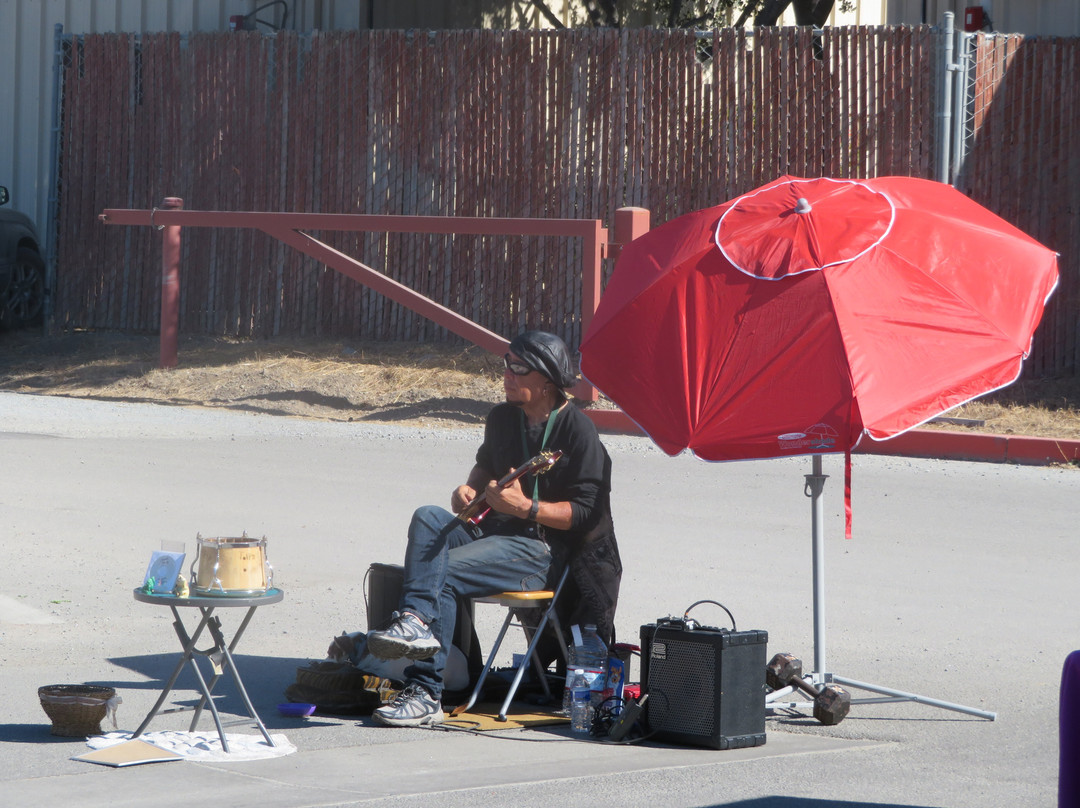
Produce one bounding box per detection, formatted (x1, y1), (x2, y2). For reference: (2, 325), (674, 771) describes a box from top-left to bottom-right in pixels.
(584, 409), (1080, 466)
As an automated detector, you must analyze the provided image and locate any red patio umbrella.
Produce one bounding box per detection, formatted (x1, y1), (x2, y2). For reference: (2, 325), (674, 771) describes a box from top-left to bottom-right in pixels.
(581, 176), (1058, 463)
(580, 175), (1058, 718)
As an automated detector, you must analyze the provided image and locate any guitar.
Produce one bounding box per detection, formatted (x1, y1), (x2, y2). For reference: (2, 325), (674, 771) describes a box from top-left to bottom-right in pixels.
(456, 450), (564, 526)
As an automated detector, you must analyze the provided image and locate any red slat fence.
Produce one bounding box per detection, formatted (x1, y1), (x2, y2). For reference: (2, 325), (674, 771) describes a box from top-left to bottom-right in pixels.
(51, 27), (1077, 378)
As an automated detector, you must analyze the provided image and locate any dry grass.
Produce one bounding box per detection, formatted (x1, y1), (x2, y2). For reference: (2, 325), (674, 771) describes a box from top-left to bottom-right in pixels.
(936, 377), (1080, 440)
(0, 330), (506, 426)
(2, 329), (1078, 438)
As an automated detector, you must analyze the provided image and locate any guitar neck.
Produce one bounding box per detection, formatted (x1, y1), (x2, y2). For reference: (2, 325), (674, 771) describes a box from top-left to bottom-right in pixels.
(495, 462), (539, 488)
(457, 450), (562, 524)
(457, 465), (531, 522)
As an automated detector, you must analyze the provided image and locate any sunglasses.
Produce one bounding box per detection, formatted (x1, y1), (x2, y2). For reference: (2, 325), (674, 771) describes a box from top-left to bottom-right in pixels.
(503, 354), (533, 376)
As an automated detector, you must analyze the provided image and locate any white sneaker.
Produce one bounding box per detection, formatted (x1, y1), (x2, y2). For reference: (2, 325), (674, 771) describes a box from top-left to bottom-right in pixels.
(366, 611), (440, 660)
(372, 683), (444, 727)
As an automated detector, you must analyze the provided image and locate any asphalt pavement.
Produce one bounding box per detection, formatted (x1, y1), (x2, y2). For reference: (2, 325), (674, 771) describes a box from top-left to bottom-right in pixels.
(1, 391), (1077, 807)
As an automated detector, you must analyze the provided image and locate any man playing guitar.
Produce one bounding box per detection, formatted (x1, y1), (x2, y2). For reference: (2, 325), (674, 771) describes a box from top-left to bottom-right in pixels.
(362, 330), (619, 727)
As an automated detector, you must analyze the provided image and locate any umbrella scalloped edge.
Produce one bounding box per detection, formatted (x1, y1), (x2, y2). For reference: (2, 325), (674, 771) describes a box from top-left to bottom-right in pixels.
(583, 409), (1080, 466)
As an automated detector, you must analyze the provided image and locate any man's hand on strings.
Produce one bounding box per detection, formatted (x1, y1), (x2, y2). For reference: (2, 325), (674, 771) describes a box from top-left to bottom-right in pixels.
(484, 471), (532, 518)
(452, 464), (494, 514)
(450, 484), (478, 514)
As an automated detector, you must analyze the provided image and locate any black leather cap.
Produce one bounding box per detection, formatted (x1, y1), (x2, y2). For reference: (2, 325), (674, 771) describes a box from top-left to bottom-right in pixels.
(509, 330), (577, 389)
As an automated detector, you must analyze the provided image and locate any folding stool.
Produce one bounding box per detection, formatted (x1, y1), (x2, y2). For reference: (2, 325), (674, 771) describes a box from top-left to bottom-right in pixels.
(453, 565), (570, 721)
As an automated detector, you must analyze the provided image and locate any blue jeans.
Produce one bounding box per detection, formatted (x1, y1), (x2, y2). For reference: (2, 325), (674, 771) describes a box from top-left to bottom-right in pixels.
(399, 505), (553, 700)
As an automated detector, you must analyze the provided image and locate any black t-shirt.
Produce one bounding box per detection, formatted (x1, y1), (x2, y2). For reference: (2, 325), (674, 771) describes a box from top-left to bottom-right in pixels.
(474, 401), (612, 549)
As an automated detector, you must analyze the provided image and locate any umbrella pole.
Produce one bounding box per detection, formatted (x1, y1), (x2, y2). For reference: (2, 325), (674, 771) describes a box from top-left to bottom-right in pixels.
(807, 454), (828, 684)
(790, 454), (997, 721)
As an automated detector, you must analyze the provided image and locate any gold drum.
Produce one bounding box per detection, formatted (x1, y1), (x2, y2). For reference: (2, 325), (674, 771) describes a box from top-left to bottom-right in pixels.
(191, 535), (272, 596)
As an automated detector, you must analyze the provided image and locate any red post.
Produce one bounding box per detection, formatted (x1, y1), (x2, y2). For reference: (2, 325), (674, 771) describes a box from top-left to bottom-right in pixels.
(571, 208), (650, 402)
(610, 207), (651, 263)
(158, 197), (183, 369)
(574, 221), (608, 403)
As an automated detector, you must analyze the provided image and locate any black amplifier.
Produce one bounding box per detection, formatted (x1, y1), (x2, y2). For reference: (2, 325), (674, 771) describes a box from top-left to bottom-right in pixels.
(639, 621), (768, 749)
(366, 563), (478, 672)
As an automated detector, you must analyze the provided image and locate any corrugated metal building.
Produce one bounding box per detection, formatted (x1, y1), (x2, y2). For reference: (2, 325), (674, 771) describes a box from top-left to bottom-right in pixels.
(2, 0), (366, 240)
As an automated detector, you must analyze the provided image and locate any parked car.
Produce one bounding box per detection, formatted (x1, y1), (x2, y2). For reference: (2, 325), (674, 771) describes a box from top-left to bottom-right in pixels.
(0, 185), (46, 330)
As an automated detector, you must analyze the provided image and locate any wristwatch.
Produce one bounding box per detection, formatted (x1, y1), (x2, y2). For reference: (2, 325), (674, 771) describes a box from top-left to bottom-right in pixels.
(528, 500), (540, 521)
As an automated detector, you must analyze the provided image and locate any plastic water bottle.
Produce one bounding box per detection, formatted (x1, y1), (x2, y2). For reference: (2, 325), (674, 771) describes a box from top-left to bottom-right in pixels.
(579, 624), (609, 708)
(570, 669), (591, 734)
(562, 624), (608, 714)
(562, 643), (580, 714)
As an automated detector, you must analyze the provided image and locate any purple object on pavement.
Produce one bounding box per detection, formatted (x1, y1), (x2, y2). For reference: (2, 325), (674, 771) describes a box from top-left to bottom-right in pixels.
(278, 703), (317, 717)
(1061, 651), (1080, 808)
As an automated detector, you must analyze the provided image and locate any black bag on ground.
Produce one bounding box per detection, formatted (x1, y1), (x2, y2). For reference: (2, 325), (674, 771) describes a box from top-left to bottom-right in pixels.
(284, 660), (399, 715)
(366, 562), (484, 684)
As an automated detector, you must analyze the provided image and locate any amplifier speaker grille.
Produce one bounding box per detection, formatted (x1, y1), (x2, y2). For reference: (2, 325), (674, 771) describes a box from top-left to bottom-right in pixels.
(640, 623), (768, 750)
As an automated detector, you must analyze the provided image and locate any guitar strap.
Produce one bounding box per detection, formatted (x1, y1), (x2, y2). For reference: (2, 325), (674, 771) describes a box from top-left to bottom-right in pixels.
(520, 404), (563, 502)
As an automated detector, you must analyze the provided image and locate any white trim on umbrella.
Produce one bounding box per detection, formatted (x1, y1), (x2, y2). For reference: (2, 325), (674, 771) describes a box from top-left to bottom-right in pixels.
(713, 177), (897, 279)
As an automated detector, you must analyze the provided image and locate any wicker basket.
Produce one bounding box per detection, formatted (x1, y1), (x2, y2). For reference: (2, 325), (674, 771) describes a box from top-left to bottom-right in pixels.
(38, 685), (116, 737)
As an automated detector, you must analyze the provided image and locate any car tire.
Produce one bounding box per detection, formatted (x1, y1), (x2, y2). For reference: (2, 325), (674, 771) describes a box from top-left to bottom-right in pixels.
(1, 246), (45, 329)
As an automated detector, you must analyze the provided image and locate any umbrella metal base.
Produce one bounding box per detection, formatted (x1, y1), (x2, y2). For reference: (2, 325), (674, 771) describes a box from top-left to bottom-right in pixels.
(768, 456), (996, 723)
(765, 675), (996, 720)
(831, 675), (996, 719)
